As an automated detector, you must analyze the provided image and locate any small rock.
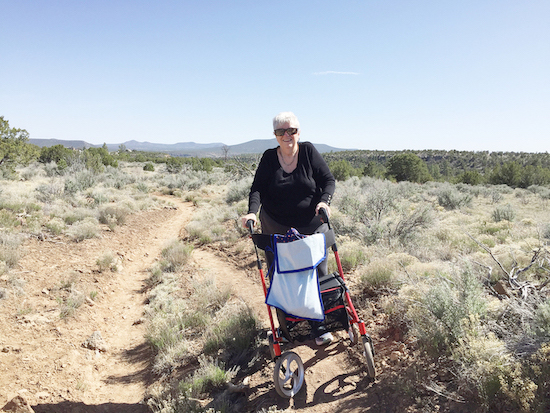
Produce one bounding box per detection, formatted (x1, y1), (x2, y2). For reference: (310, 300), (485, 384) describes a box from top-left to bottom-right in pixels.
(34, 392), (49, 400)
(82, 331), (108, 352)
(1, 395), (34, 412)
(390, 351), (401, 362)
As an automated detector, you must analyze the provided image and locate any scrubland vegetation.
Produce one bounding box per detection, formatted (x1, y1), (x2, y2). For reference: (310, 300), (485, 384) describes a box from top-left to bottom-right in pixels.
(2, 116), (550, 412)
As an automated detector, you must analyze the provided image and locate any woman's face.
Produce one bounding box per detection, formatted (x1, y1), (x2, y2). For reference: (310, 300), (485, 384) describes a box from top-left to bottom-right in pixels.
(275, 121), (300, 152)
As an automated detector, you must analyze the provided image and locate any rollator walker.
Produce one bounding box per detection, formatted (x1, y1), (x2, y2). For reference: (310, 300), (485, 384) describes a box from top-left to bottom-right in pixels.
(247, 209), (376, 398)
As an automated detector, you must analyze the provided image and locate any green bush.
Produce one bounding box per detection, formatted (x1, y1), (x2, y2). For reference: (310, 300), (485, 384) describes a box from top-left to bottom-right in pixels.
(386, 153), (432, 183)
(160, 240), (193, 272)
(437, 185), (473, 210)
(492, 204), (515, 222)
(203, 305), (257, 360)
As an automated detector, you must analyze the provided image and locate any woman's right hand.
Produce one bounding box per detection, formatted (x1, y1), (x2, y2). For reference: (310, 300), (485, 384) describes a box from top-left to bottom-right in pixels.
(241, 213), (257, 229)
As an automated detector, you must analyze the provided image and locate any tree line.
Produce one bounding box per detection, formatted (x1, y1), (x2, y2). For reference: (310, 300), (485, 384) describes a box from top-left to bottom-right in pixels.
(2, 116), (550, 188)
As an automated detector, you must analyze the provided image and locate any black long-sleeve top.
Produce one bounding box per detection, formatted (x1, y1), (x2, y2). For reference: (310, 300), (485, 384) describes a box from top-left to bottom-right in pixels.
(248, 141), (336, 228)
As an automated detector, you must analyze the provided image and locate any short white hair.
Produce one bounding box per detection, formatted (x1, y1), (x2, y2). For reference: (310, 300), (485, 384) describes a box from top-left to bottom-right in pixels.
(273, 111), (300, 130)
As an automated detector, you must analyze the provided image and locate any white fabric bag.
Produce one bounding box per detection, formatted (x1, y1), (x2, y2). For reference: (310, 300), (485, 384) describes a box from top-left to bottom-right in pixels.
(265, 233), (326, 321)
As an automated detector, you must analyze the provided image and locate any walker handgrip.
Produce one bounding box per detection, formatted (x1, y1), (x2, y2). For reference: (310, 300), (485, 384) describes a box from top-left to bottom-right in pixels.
(319, 208), (329, 224)
(246, 219), (255, 233)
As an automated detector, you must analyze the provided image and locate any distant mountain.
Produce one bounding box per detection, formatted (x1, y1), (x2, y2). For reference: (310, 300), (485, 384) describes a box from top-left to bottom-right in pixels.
(29, 138), (349, 156)
(28, 138), (94, 149)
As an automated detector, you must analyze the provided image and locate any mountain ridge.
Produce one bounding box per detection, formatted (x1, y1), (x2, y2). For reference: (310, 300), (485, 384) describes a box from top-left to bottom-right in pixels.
(28, 138), (349, 156)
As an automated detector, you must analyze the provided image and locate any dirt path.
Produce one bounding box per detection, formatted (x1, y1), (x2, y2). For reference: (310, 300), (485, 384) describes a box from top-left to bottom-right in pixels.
(0, 198), (193, 412)
(1, 196), (406, 412)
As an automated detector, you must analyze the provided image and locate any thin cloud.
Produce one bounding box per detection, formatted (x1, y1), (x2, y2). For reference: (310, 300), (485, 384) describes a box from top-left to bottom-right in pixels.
(313, 71), (360, 75)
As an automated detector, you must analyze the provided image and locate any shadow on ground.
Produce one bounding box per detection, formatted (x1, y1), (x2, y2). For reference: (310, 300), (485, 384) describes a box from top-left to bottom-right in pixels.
(32, 401), (150, 413)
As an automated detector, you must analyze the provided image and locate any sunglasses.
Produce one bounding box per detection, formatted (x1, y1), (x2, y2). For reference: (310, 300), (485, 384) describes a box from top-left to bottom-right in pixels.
(274, 128), (298, 136)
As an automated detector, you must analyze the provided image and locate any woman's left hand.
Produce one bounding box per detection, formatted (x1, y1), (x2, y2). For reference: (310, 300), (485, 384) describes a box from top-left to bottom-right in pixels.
(316, 202), (331, 219)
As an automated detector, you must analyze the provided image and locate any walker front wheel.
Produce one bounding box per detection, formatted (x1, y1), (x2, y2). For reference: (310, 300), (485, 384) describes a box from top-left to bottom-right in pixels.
(273, 351), (304, 398)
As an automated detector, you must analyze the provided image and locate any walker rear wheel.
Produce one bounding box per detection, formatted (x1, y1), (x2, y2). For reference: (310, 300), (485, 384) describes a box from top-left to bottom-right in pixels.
(362, 335), (376, 379)
(273, 351), (304, 398)
(267, 331), (276, 360)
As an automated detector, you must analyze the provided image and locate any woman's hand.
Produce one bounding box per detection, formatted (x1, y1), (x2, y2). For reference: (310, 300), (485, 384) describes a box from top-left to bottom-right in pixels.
(241, 213), (257, 229)
(315, 202), (331, 219)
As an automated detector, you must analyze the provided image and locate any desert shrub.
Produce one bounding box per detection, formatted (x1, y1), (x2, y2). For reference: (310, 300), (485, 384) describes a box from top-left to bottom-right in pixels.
(0, 232), (25, 269)
(61, 207), (97, 225)
(96, 251), (117, 273)
(98, 205), (129, 230)
(143, 162), (155, 172)
(334, 177), (398, 226)
(64, 170), (97, 194)
(360, 260), (396, 290)
(437, 185), (473, 210)
(178, 355), (237, 397)
(191, 278), (232, 315)
(59, 290), (86, 318)
(0, 210), (20, 229)
(404, 267), (486, 355)
(66, 217), (100, 242)
(44, 217), (65, 235)
(389, 205), (434, 244)
(35, 179), (65, 203)
(185, 204), (239, 245)
(338, 242), (367, 272)
(147, 310), (191, 374)
(492, 204), (515, 222)
(135, 182), (149, 193)
(533, 299), (550, 337)
(160, 240), (193, 272)
(225, 176), (253, 204)
(203, 303), (258, 361)
(452, 327), (537, 412)
(529, 343), (550, 411)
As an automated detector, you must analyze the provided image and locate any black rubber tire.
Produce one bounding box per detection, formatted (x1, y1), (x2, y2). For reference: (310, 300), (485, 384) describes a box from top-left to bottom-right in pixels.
(267, 331), (276, 360)
(362, 335), (376, 379)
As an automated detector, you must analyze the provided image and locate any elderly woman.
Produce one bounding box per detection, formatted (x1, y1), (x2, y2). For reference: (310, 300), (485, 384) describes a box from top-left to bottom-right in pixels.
(241, 111), (336, 345)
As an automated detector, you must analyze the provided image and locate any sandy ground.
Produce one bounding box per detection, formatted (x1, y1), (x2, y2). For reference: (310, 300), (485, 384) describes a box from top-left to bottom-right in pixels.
(0, 196), (422, 413)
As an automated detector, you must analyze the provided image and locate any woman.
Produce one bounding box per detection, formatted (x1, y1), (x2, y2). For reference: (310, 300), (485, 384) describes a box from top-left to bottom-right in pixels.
(241, 111), (336, 345)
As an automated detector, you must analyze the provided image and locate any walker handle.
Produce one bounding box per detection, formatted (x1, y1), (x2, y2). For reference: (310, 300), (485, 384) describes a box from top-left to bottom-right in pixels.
(246, 219), (255, 234)
(319, 207), (329, 224)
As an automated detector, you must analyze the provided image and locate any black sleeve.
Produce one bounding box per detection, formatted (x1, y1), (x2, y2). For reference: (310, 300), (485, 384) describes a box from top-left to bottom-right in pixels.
(247, 150), (272, 214)
(308, 143), (336, 205)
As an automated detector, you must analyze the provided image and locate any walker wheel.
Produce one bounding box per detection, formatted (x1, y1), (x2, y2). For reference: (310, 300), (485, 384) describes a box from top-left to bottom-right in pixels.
(362, 335), (376, 379)
(267, 331), (276, 360)
(273, 351), (304, 398)
(348, 322), (359, 345)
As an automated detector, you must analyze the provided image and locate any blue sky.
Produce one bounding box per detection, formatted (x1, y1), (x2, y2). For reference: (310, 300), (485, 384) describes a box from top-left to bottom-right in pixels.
(1, 1), (549, 152)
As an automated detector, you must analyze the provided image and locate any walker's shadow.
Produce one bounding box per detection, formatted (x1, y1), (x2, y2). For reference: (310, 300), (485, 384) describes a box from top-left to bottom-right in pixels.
(255, 338), (373, 410)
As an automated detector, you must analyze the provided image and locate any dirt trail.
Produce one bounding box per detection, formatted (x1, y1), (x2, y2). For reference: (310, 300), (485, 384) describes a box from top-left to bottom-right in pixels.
(1, 196), (405, 412)
(0, 198), (193, 412)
